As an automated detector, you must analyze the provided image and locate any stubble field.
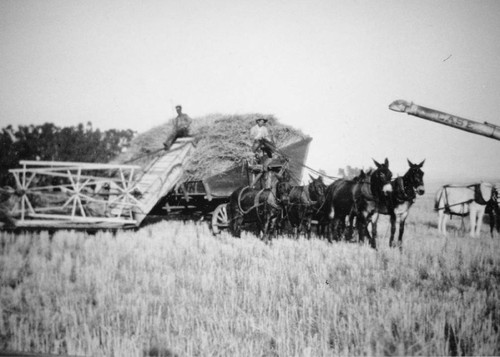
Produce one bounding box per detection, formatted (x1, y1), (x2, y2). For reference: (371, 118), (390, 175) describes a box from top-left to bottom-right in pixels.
(0, 188), (499, 356)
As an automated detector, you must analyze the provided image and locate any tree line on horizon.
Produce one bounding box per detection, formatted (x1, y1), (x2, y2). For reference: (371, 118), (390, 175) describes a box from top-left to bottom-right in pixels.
(336, 165), (365, 179)
(0, 122), (135, 186)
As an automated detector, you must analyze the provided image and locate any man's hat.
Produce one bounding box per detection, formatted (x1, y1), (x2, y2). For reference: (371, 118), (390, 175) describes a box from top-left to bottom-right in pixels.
(175, 105), (182, 109)
(256, 118), (268, 123)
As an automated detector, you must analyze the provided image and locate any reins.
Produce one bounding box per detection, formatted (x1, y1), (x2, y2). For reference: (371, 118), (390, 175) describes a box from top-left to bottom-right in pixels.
(237, 186), (264, 215)
(270, 146), (340, 181)
(236, 167), (290, 218)
(357, 178), (377, 202)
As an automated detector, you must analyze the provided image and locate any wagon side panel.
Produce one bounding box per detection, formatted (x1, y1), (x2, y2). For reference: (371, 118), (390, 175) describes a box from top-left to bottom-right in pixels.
(202, 163), (249, 199)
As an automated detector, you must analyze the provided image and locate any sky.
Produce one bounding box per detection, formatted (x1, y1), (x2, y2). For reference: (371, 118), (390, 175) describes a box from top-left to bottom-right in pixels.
(1, 0), (500, 183)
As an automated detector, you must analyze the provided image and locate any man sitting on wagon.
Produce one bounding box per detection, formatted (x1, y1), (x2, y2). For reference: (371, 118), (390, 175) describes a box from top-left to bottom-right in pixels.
(163, 105), (193, 150)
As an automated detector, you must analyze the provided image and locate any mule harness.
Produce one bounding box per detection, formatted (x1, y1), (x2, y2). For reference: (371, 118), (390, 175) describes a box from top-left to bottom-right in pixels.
(393, 175), (417, 204)
(237, 186), (265, 215)
(284, 185), (326, 224)
(236, 163), (290, 217)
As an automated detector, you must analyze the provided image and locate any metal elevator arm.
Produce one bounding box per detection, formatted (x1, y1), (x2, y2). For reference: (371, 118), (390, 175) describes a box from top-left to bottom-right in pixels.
(389, 99), (500, 141)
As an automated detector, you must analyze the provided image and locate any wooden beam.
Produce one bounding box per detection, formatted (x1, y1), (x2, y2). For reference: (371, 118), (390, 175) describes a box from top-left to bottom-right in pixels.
(8, 170), (130, 183)
(18, 160), (141, 169)
(27, 213), (136, 224)
(13, 220), (137, 229)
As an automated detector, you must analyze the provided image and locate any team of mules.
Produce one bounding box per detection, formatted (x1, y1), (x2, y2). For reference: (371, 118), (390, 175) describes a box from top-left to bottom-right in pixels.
(227, 158), (423, 248)
(226, 156), (499, 248)
(320, 158), (427, 249)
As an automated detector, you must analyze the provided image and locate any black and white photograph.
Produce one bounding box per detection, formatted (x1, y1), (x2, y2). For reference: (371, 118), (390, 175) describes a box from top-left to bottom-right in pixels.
(1, 0), (499, 356)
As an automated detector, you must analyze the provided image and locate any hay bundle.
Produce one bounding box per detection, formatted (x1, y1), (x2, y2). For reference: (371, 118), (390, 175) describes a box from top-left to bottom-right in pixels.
(113, 113), (309, 178)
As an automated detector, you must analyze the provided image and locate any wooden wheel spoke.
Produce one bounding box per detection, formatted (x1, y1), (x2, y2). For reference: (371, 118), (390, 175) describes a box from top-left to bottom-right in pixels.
(211, 204), (228, 235)
(219, 207), (228, 222)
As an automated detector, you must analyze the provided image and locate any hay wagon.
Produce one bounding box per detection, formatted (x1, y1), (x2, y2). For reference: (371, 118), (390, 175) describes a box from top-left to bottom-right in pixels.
(161, 137), (312, 234)
(3, 136), (311, 232)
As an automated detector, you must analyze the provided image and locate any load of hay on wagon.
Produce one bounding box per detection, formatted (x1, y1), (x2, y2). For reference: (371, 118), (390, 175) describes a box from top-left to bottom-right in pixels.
(113, 113), (310, 180)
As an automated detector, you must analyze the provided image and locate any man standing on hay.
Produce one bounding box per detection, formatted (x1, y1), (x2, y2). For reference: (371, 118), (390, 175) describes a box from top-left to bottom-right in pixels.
(163, 105), (192, 150)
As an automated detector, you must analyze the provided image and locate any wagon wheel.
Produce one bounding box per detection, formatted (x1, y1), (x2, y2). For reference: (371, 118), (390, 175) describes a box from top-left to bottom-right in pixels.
(211, 203), (228, 235)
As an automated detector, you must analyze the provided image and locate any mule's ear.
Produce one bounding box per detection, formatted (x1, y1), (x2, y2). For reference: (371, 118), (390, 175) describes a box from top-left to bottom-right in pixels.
(407, 159), (414, 167)
(373, 158), (381, 168)
(384, 158), (389, 167)
(418, 159), (425, 167)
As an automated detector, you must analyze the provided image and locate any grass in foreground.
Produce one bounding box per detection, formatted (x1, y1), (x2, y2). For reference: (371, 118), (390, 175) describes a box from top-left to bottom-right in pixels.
(0, 218), (499, 356)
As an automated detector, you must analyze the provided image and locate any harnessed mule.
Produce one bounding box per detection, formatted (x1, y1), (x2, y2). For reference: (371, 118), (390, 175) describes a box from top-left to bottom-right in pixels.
(376, 159), (425, 249)
(322, 170), (368, 243)
(227, 167), (291, 244)
(435, 182), (497, 238)
(325, 159), (393, 248)
(286, 175), (327, 239)
(351, 158), (393, 249)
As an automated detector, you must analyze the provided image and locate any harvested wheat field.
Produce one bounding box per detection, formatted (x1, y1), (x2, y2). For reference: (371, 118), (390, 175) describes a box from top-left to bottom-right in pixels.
(1, 190), (499, 357)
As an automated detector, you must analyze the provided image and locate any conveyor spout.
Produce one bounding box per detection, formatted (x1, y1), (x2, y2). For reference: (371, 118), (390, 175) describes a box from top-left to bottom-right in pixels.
(388, 100), (500, 141)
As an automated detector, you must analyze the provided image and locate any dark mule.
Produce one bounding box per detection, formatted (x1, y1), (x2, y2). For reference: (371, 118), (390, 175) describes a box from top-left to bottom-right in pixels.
(286, 175), (327, 239)
(375, 159), (425, 249)
(227, 169), (291, 244)
(352, 158), (393, 249)
(322, 169), (369, 243)
(325, 159), (393, 248)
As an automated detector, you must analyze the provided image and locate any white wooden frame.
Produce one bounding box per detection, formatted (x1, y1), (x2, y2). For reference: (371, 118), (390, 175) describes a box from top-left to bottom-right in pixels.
(8, 161), (142, 228)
